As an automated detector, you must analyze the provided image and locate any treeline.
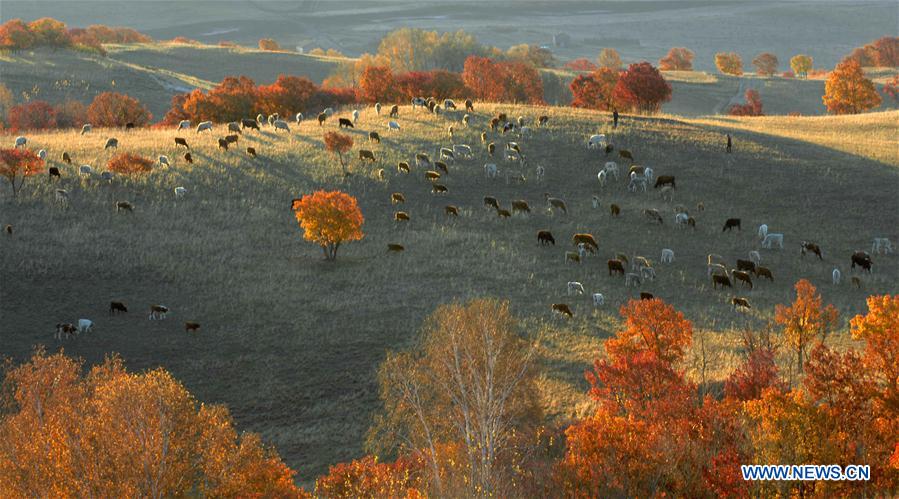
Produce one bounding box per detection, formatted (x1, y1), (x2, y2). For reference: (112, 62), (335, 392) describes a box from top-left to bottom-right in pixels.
(2, 291), (896, 496)
(0, 90), (151, 132)
(0, 17), (151, 55)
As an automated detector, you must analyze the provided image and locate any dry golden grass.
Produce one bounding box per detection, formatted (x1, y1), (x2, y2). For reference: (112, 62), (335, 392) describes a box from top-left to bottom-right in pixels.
(1, 105), (896, 484)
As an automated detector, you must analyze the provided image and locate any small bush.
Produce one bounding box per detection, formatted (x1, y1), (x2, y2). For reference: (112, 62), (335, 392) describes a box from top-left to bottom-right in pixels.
(107, 153), (153, 175)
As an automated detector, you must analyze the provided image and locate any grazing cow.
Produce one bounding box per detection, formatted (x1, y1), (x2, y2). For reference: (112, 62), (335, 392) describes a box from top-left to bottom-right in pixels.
(246, 147), (257, 157)
(572, 233), (598, 253)
(496, 208), (511, 218)
(435, 161), (449, 174)
(158, 155), (170, 167)
(592, 293), (605, 306)
(185, 322), (201, 333)
(465, 99), (474, 112)
(317, 113), (328, 126)
(48, 167), (61, 180)
(115, 200), (134, 213)
(415, 153), (431, 168)
(397, 161), (410, 173)
(872, 237), (894, 254)
(749, 250), (761, 265)
(272, 120), (290, 132)
(387, 244), (405, 253)
(643, 209), (664, 225)
(394, 211), (410, 222)
(175, 137), (190, 149)
(762, 233), (784, 249)
(484, 196), (500, 210)
(149, 305), (169, 320)
(178, 120), (191, 130)
(81, 123), (93, 135)
(62, 152), (72, 164)
(338, 118), (354, 128)
(445, 205), (459, 216)
(511, 200), (530, 214)
(567, 281), (586, 295)
(565, 252), (581, 264)
(369, 131), (381, 143)
(625, 273), (641, 287)
(732, 297), (751, 311)
(452, 144), (472, 159)
(537, 230), (555, 245)
(484, 163), (498, 178)
(832, 268), (841, 285)
(125, 122), (136, 131)
(238, 118), (257, 131)
(490, 117), (500, 131)
(432, 184), (448, 194)
(295, 112), (304, 123)
(461, 114), (470, 127)
(109, 301), (128, 314)
(225, 134), (239, 144)
(174, 186), (187, 198)
(443, 99), (456, 110)
(608, 259), (626, 276)
(411, 97), (427, 110)
(375, 168), (387, 181)
(387, 121), (401, 131)
(587, 134), (607, 149)
(610, 204), (621, 216)
(851, 276), (862, 288)
(712, 274), (732, 289)
(78, 319), (94, 333)
(439, 148), (455, 163)
(756, 267), (774, 281)
(538, 115), (549, 126)
(654, 175), (675, 189)
(184, 152), (193, 163)
(79, 165), (93, 177)
(55, 323), (78, 340)
(359, 150), (376, 162)
(55, 189), (69, 207)
(732, 270), (753, 289)
(14, 136), (27, 148)
(552, 303), (573, 318)
(640, 292), (654, 300)
(758, 224), (768, 240)
(391, 192), (405, 204)
(425, 170), (441, 181)
(218, 138), (229, 150)
(544, 194), (567, 214)
(721, 218), (742, 232)
(850, 251), (872, 273)
(375, 103), (382, 115)
(100, 172), (113, 182)
(389, 105), (399, 118)
(228, 122), (242, 134)
(196, 121), (213, 133)
(661, 249), (674, 263)
(628, 165), (645, 178)
(104, 138), (118, 149)
(736, 259), (756, 274)
(800, 241), (823, 260)
(619, 149), (634, 161)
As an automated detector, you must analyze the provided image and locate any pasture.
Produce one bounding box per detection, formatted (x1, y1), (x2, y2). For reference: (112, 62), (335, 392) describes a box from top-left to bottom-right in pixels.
(2, 105), (897, 483)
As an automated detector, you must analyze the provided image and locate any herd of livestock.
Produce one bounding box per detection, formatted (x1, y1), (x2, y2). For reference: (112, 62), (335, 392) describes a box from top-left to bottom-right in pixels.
(7, 95), (895, 336)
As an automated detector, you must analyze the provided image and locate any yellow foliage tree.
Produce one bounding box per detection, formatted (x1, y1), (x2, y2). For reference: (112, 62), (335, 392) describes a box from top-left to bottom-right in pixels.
(774, 279), (839, 375)
(823, 58), (882, 114)
(292, 190), (364, 261)
(715, 52), (743, 75)
(790, 54), (813, 77)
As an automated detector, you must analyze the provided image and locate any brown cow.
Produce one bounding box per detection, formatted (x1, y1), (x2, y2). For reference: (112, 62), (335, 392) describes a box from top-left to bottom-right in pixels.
(465, 99), (474, 112)
(608, 259), (626, 276)
(359, 150), (376, 162)
(712, 274), (732, 289)
(175, 137), (190, 149)
(551, 303), (573, 318)
(572, 233), (599, 252)
(496, 208), (511, 218)
(246, 147), (257, 157)
(115, 200), (134, 213)
(537, 230), (555, 246)
(184, 152), (193, 163)
(800, 241), (823, 260)
(217, 138), (229, 150)
(62, 151), (72, 164)
(445, 205), (459, 216)
(391, 193), (405, 204)
(731, 297), (751, 311)
(432, 184), (448, 194)
(389, 105), (399, 117)
(224, 134), (239, 143)
(722, 218), (741, 232)
(425, 170), (441, 181)
(435, 161), (449, 174)
(619, 149), (634, 161)
(654, 175), (675, 188)
(338, 117), (354, 128)
(394, 211), (410, 222)
(732, 270), (753, 289)
(643, 209), (664, 225)
(149, 305), (169, 320)
(736, 259), (756, 273)
(185, 321), (201, 333)
(109, 301), (128, 314)
(511, 200), (530, 214)
(756, 267), (774, 281)
(317, 113), (328, 125)
(369, 131), (381, 143)
(387, 243), (405, 253)
(483, 196), (500, 210)
(610, 204), (621, 216)
(640, 292), (654, 300)
(55, 323), (78, 340)
(397, 161), (410, 173)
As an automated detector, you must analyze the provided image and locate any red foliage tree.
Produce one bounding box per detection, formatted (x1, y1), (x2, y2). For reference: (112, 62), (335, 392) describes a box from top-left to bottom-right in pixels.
(257, 75), (319, 116)
(323, 131), (354, 174)
(394, 70), (466, 100)
(569, 67), (619, 110)
(182, 76), (259, 123)
(724, 348), (785, 401)
(6, 101), (57, 131)
(107, 153), (154, 175)
(53, 100), (89, 129)
(883, 74), (899, 104)
(563, 58), (598, 72)
(358, 65), (397, 103)
(846, 36), (899, 67)
(258, 38), (281, 51)
(0, 19), (36, 51)
(308, 87), (358, 111)
(462, 56), (544, 104)
(87, 92), (152, 127)
(612, 62), (672, 114)
(0, 148), (44, 196)
(752, 52), (779, 76)
(659, 47), (695, 71)
(728, 89), (764, 116)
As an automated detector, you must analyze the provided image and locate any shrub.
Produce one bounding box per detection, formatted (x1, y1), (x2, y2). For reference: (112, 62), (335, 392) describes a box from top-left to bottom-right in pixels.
(54, 100), (89, 128)
(258, 38), (281, 51)
(563, 58), (598, 72)
(107, 153), (154, 175)
(728, 89), (764, 116)
(7, 101), (57, 131)
(357, 65), (397, 103)
(87, 92), (152, 127)
(257, 75), (319, 116)
(394, 70), (466, 101)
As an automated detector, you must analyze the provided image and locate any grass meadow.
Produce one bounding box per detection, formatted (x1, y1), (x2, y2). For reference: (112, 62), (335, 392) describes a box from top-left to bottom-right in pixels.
(1, 105), (897, 483)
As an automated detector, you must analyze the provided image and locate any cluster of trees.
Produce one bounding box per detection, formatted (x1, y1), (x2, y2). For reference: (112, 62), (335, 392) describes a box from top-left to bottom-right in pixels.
(0, 17), (150, 54)
(2, 91), (151, 132)
(375, 28), (496, 73)
(569, 61), (672, 113)
(728, 89), (764, 116)
(846, 36), (899, 68)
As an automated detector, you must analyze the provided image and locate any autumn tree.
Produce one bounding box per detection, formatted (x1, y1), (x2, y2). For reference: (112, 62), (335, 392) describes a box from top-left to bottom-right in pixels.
(715, 52), (743, 75)
(292, 190), (364, 261)
(181, 76), (259, 123)
(315, 454), (427, 498)
(846, 36), (899, 67)
(883, 74), (899, 104)
(569, 69), (619, 110)
(752, 52), (779, 76)
(358, 65), (397, 103)
(6, 100), (57, 131)
(724, 347), (785, 401)
(563, 58), (598, 72)
(394, 70), (466, 101)
(789, 54), (813, 78)
(597, 48), (622, 70)
(323, 131), (353, 175)
(28, 17), (71, 48)
(728, 88), (764, 116)
(258, 38), (281, 51)
(107, 153), (154, 175)
(462, 56), (544, 104)
(774, 279), (839, 375)
(257, 75), (319, 116)
(0, 148), (44, 196)
(0, 350), (306, 497)
(87, 92), (152, 127)
(377, 28), (488, 72)
(54, 100), (89, 129)
(849, 294), (899, 408)
(822, 58), (882, 114)
(368, 299), (543, 497)
(0, 19), (36, 52)
(507, 44), (556, 68)
(659, 47), (695, 71)
(611, 61), (672, 113)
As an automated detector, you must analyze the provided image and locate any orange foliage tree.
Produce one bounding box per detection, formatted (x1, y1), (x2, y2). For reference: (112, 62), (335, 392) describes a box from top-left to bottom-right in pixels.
(394, 70), (466, 101)
(774, 279), (839, 375)
(728, 89), (764, 116)
(752, 52), (779, 76)
(107, 153), (154, 175)
(659, 47), (695, 71)
(790, 54), (813, 78)
(611, 62), (672, 113)
(314, 454), (426, 498)
(823, 58), (882, 114)
(563, 58), (598, 72)
(257, 75), (319, 116)
(0, 350), (306, 497)
(258, 38), (281, 51)
(884, 74), (899, 104)
(182, 76), (259, 123)
(569, 67), (619, 110)
(0, 148), (44, 196)
(849, 294), (899, 408)
(715, 52), (743, 75)
(358, 65), (397, 103)
(87, 92), (152, 127)
(6, 100), (57, 131)
(597, 48), (622, 70)
(846, 36), (899, 67)
(462, 56), (544, 104)
(0, 19), (36, 51)
(724, 347), (785, 401)
(323, 131), (353, 174)
(292, 190), (364, 261)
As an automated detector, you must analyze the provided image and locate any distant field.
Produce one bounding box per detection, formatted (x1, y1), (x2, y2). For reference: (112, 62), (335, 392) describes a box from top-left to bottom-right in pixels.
(2, 106), (896, 484)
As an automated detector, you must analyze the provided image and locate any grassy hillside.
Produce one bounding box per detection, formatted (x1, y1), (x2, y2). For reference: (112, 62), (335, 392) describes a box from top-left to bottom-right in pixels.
(1, 106), (896, 484)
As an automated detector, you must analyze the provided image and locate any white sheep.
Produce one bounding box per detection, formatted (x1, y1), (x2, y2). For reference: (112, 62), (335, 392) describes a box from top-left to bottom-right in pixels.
(587, 134), (606, 149)
(567, 281), (585, 295)
(104, 138), (118, 149)
(158, 155), (170, 167)
(597, 170), (607, 187)
(174, 186), (187, 198)
(295, 112), (304, 123)
(55, 189), (69, 206)
(762, 233), (784, 249)
(178, 120), (191, 130)
(592, 195), (600, 209)
(749, 250), (761, 265)
(387, 121), (401, 131)
(661, 248), (674, 263)
(832, 268), (841, 285)
(81, 124), (92, 135)
(872, 237), (894, 254)
(535, 165), (545, 180)
(644, 166), (654, 183)
(674, 212), (689, 227)
(272, 120), (290, 132)
(352, 109), (360, 123)
(323, 107), (334, 117)
(452, 144), (472, 159)
(758, 224), (768, 240)
(603, 161), (619, 180)
(78, 319), (94, 334)
(79, 165), (92, 176)
(577, 243), (587, 259)
(592, 293), (605, 306)
(484, 163), (497, 178)
(443, 98), (456, 110)
(640, 266), (656, 280)
(625, 273), (641, 287)
(37, 149), (47, 160)
(628, 175), (647, 192)
(196, 121), (213, 133)
(14, 136), (27, 148)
